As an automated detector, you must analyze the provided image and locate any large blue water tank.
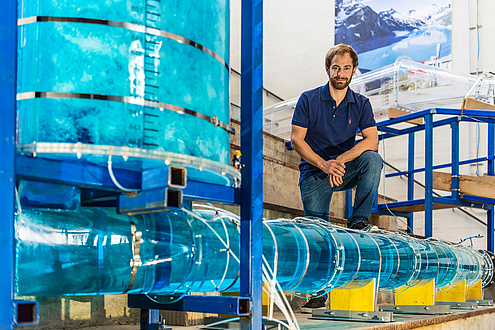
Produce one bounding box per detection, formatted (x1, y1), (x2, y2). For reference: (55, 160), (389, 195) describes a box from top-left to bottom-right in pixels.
(17, 0), (233, 182)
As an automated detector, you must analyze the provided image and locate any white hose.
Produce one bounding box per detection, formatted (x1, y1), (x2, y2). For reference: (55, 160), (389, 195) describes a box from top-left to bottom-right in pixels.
(107, 155), (139, 192)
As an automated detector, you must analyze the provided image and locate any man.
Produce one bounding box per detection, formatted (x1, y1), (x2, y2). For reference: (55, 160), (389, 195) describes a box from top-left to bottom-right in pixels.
(291, 44), (382, 230)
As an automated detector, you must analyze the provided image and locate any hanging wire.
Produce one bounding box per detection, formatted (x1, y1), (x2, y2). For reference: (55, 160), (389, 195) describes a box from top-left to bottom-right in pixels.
(107, 155), (139, 192)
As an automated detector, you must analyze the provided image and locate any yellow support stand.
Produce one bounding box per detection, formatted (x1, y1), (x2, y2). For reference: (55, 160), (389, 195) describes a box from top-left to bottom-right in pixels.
(466, 280), (483, 301)
(395, 279), (435, 306)
(436, 280), (466, 303)
(330, 278), (376, 311)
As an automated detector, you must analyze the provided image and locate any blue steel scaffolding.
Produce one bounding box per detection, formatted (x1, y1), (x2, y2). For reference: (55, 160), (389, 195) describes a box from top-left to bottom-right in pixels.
(361, 108), (495, 252)
(0, 0), (264, 328)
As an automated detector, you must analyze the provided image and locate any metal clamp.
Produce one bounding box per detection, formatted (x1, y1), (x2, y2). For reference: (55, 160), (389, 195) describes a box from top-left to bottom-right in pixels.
(124, 221), (142, 293)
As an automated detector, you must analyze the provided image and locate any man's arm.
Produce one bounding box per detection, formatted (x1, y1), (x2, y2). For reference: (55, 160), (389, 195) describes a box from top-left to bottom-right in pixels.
(336, 126), (379, 164)
(290, 124), (346, 181)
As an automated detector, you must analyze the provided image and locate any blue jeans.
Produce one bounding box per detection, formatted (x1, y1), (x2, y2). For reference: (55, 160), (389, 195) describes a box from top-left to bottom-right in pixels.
(299, 151), (383, 228)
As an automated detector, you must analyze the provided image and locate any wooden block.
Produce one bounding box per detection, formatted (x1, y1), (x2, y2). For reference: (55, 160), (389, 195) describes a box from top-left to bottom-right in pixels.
(388, 108), (424, 125)
(436, 280), (466, 303)
(462, 97), (495, 111)
(433, 171), (495, 199)
(395, 279), (435, 305)
(330, 278), (376, 311)
(432, 171), (452, 192)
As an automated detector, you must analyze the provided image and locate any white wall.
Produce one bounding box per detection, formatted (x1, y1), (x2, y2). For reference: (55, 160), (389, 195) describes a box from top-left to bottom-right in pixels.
(231, 0), (495, 249)
(230, 0), (333, 100)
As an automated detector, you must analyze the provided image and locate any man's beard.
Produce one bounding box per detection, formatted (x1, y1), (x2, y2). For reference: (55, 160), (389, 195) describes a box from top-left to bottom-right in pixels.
(330, 76), (352, 90)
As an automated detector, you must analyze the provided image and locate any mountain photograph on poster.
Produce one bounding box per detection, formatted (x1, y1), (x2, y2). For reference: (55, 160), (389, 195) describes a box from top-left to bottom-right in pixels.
(335, 0), (452, 71)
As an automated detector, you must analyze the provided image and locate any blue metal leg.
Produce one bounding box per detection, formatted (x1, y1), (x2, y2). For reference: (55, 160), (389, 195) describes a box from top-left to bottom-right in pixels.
(345, 190), (353, 220)
(0, 0), (17, 328)
(140, 309), (163, 330)
(424, 112), (434, 238)
(451, 121), (460, 201)
(487, 123), (494, 252)
(407, 132), (415, 233)
(240, 0), (263, 328)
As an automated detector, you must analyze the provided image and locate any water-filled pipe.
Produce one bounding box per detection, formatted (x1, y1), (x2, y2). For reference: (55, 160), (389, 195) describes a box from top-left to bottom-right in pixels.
(15, 205), (494, 297)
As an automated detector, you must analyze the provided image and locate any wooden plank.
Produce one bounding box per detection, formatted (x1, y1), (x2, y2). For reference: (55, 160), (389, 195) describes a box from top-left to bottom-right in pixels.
(433, 171), (495, 199)
(388, 202), (457, 213)
(432, 171), (452, 191)
(462, 97), (495, 111)
(388, 108), (424, 125)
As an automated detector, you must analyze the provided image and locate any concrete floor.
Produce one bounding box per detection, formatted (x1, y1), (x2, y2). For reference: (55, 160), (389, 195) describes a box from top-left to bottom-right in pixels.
(88, 306), (495, 330)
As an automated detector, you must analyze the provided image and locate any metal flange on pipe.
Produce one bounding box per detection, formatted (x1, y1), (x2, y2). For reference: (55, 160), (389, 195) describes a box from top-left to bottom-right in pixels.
(15, 204), (494, 299)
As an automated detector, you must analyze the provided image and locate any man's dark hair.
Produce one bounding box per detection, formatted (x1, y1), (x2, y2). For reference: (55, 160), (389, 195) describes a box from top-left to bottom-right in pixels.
(325, 44), (359, 69)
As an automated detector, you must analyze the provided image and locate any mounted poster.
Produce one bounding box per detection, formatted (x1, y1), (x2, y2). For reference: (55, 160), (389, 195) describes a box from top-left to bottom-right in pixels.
(335, 0), (452, 72)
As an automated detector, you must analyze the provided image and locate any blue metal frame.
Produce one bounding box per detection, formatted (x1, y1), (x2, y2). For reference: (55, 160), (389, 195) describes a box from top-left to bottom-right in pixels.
(488, 123), (495, 252)
(0, 0), (17, 327)
(407, 132), (415, 232)
(373, 108), (495, 251)
(240, 0), (264, 328)
(128, 295), (250, 316)
(5, 1), (264, 328)
(424, 112), (434, 238)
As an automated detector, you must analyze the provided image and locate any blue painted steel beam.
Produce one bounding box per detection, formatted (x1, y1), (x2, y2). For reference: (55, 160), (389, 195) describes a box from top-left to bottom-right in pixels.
(450, 121), (460, 201)
(433, 196), (490, 210)
(377, 199), (427, 210)
(378, 133), (396, 140)
(385, 156), (491, 178)
(128, 295), (250, 316)
(0, 0), (17, 327)
(375, 108), (495, 129)
(407, 132), (415, 233)
(436, 108), (495, 119)
(182, 180), (237, 204)
(141, 167), (172, 190)
(18, 156), (238, 207)
(378, 116), (460, 138)
(16, 155), (142, 191)
(240, 0), (263, 328)
(118, 187), (182, 214)
(345, 190), (352, 219)
(377, 126), (402, 135)
(377, 197), (489, 212)
(139, 309), (161, 330)
(376, 109), (431, 127)
(488, 123), (495, 252)
(373, 207), (411, 219)
(461, 195), (495, 208)
(425, 113), (434, 238)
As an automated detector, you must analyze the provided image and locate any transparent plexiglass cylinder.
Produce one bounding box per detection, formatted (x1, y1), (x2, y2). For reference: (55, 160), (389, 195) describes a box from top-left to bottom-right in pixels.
(15, 206), (494, 297)
(17, 0), (231, 167)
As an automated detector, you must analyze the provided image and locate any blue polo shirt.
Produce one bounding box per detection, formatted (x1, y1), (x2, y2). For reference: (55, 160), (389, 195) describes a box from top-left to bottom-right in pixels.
(291, 82), (376, 184)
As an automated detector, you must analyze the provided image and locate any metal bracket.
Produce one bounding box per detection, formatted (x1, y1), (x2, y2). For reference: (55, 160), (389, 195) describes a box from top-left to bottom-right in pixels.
(123, 221), (142, 293)
(379, 304), (450, 315)
(435, 301), (479, 309)
(467, 299), (493, 306)
(311, 309), (393, 322)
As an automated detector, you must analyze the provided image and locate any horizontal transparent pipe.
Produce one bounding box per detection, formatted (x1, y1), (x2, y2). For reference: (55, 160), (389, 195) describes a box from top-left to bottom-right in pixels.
(15, 206), (494, 297)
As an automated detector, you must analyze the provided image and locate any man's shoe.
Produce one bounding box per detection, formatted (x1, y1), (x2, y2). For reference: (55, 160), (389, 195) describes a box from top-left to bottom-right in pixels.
(349, 221), (370, 231)
(301, 296), (326, 313)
